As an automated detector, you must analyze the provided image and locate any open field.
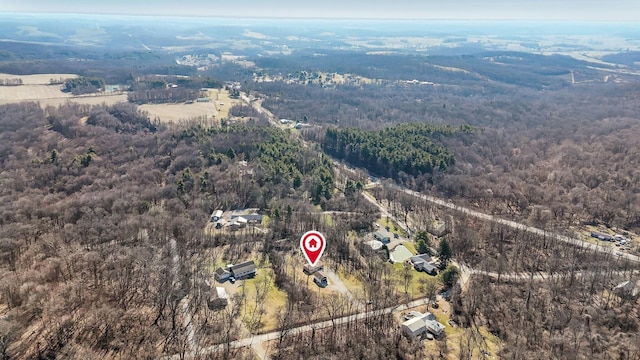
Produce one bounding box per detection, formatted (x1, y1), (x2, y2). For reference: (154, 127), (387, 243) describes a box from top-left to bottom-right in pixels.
(202, 88), (242, 120)
(0, 72), (78, 85)
(38, 94), (128, 107)
(0, 84), (71, 104)
(0, 82), (127, 107)
(139, 88), (242, 123)
(139, 101), (218, 123)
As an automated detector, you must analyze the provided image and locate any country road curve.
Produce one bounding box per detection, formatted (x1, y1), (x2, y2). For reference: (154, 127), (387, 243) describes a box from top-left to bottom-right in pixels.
(244, 92), (640, 265)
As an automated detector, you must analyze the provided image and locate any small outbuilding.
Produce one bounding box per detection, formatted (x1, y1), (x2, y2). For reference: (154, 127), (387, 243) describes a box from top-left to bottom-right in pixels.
(313, 272), (328, 287)
(374, 230), (392, 244)
(208, 286), (229, 310)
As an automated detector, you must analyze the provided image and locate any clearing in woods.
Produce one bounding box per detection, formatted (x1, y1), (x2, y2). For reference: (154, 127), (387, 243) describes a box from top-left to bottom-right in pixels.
(0, 73), (78, 85)
(139, 102), (218, 123)
(139, 88), (242, 123)
(0, 72), (127, 107)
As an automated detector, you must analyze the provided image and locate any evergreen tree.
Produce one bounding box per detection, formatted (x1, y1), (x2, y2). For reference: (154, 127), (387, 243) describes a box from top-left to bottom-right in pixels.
(438, 238), (452, 267)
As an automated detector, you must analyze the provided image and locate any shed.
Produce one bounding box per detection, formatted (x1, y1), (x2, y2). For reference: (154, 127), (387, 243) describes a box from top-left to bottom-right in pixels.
(402, 316), (426, 338)
(313, 272), (328, 287)
(214, 267), (231, 282)
(374, 230), (392, 244)
(208, 286), (229, 310)
(428, 222), (447, 237)
(230, 260), (256, 279)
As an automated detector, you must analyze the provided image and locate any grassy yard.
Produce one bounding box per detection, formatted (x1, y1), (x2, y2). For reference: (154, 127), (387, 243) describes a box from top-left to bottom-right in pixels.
(240, 262), (287, 333)
(422, 301), (502, 359)
(336, 264), (365, 297)
(403, 241), (418, 254)
(389, 262), (440, 300)
(378, 216), (408, 237)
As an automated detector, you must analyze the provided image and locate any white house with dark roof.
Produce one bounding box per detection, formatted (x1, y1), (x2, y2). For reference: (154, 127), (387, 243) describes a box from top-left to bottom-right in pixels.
(214, 267), (231, 282)
(230, 260), (256, 279)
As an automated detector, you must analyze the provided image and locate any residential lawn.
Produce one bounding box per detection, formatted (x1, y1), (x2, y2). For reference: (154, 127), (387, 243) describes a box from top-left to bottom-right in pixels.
(336, 264), (365, 297)
(240, 264), (287, 333)
(378, 216), (408, 237)
(389, 262), (440, 300)
(421, 301), (501, 359)
(403, 241), (417, 254)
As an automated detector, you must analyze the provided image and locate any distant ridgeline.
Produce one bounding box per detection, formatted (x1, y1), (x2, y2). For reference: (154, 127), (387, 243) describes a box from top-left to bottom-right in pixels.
(323, 123), (474, 178)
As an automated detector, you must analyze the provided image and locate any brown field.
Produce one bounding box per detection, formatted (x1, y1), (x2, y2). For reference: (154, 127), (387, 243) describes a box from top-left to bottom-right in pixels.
(203, 88), (243, 119)
(139, 101), (218, 123)
(0, 83), (128, 107)
(39, 94), (128, 107)
(0, 72), (78, 85)
(0, 78), (242, 124)
(0, 84), (72, 104)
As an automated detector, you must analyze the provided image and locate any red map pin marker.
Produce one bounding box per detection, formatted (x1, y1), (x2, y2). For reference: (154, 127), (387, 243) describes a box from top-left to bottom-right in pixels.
(300, 230), (326, 267)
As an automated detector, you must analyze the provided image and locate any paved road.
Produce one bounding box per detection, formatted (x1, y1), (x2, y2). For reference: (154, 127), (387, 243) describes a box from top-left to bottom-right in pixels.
(166, 297), (432, 360)
(378, 185), (640, 264)
(244, 93), (640, 264)
(332, 159), (640, 264)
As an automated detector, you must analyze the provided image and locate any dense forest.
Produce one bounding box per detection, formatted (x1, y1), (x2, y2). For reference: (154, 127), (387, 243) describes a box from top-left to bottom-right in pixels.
(2, 26), (640, 358)
(0, 101), (361, 358)
(257, 73), (640, 231)
(322, 124), (471, 179)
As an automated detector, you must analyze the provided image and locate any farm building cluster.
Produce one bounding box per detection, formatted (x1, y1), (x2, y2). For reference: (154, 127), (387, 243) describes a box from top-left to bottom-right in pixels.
(209, 208), (264, 232)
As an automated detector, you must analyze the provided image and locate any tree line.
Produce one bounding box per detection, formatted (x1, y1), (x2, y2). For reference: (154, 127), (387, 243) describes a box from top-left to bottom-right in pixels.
(323, 123), (471, 179)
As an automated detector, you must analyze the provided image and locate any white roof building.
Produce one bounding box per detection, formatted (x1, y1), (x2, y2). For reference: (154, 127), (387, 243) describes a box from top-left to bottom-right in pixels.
(402, 316), (426, 338)
(401, 312), (445, 338)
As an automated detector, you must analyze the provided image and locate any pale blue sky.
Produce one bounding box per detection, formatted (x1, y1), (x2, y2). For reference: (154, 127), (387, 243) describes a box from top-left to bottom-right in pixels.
(2, 0), (639, 21)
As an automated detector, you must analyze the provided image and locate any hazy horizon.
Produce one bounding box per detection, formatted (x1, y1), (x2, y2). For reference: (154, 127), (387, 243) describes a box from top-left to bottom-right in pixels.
(2, 0), (640, 22)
